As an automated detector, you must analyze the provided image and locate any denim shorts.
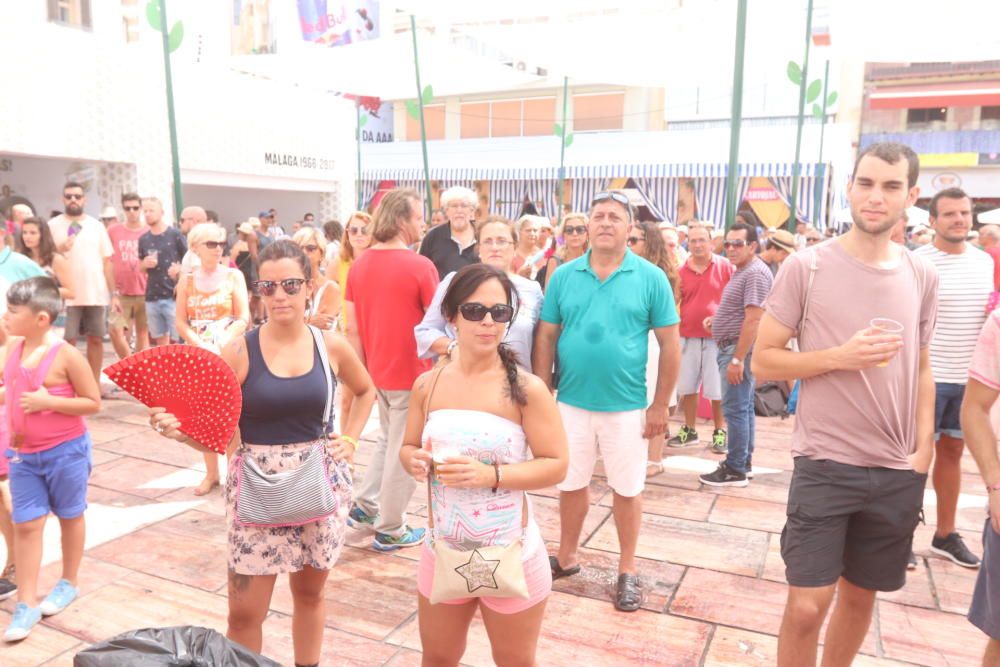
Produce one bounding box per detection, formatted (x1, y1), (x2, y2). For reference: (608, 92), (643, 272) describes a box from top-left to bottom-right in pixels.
(969, 517), (1000, 640)
(145, 298), (177, 340)
(933, 382), (964, 440)
(8, 432), (92, 524)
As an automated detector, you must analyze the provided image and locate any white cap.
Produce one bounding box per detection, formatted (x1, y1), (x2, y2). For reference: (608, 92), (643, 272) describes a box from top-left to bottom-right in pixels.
(100, 206), (118, 220)
(677, 225), (689, 234)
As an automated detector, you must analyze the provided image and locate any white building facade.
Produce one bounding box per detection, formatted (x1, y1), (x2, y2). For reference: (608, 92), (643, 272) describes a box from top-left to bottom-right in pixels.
(0, 1), (356, 229)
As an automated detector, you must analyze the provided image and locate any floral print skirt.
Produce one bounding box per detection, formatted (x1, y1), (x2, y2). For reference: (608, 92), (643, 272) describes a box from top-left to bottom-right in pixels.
(225, 440), (352, 575)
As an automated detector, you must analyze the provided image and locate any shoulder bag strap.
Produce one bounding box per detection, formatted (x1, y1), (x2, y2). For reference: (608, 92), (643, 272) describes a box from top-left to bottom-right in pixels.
(308, 325), (333, 434)
(423, 366), (447, 533)
(798, 247), (819, 341)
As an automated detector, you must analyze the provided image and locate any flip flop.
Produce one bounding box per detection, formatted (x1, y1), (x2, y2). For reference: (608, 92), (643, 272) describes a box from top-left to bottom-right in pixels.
(549, 555), (581, 580)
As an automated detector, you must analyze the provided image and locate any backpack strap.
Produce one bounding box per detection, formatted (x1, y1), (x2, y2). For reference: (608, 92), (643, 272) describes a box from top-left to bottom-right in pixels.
(308, 325), (334, 434)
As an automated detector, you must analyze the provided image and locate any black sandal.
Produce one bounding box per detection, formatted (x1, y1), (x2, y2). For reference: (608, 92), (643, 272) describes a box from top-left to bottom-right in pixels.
(614, 573), (642, 612)
(549, 555), (581, 580)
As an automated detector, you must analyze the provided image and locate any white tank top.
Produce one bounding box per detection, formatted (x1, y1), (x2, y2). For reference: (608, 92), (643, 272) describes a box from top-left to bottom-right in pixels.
(422, 409), (541, 555)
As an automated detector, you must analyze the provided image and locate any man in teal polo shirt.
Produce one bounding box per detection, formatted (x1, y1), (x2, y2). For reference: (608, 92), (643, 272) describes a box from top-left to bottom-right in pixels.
(533, 191), (680, 612)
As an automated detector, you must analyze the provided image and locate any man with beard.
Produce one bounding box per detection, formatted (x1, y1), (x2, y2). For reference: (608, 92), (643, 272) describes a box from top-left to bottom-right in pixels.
(753, 142), (938, 666)
(48, 182), (120, 382)
(913, 187), (993, 569)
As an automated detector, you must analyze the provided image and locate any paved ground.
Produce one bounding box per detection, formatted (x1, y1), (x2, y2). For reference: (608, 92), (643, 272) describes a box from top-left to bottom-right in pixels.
(0, 395), (990, 666)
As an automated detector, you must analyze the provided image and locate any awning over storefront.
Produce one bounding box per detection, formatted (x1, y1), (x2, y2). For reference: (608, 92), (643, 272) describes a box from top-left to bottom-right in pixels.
(359, 163), (830, 228)
(361, 163), (822, 181)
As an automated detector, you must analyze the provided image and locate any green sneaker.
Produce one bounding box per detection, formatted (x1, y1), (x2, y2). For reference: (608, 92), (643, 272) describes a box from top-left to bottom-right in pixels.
(666, 425), (699, 448)
(711, 429), (728, 454)
(372, 526), (426, 552)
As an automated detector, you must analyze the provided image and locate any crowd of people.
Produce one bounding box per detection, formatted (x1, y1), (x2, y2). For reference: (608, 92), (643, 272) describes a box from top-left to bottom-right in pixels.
(1, 139), (1000, 666)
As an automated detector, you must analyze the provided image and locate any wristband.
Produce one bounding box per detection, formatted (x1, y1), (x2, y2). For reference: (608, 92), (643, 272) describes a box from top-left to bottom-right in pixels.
(987, 481), (1000, 493)
(492, 463), (502, 493)
(340, 435), (360, 452)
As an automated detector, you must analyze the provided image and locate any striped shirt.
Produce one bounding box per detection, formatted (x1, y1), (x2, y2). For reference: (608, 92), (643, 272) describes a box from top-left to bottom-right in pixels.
(913, 243), (994, 383)
(712, 257), (773, 344)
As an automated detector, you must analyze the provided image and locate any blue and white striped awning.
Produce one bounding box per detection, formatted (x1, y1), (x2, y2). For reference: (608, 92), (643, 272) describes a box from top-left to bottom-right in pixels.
(361, 163), (822, 181)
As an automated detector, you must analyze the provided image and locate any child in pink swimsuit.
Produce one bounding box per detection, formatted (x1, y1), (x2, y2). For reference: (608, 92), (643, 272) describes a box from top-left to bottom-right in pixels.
(1, 277), (100, 642)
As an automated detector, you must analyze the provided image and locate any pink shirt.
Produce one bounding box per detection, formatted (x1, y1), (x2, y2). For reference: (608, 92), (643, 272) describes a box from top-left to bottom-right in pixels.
(4, 340), (87, 453)
(765, 241), (938, 469)
(678, 255), (734, 338)
(107, 223), (148, 296)
(969, 311), (1000, 435)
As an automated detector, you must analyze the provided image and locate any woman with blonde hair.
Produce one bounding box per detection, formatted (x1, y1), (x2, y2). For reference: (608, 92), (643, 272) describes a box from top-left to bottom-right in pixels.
(293, 226), (341, 330)
(536, 213), (589, 291)
(176, 222), (250, 495)
(627, 221), (681, 477)
(333, 211), (372, 432)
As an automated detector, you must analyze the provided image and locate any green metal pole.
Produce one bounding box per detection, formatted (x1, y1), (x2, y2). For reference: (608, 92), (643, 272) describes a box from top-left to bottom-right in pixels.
(410, 15), (433, 222)
(813, 59), (830, 228)
(557, 76), (569, 222)
(356, 101), (363, 209)
(157, 0), (183, 218)
(787, 0), (814, 231)
(724, 0), (748, 232)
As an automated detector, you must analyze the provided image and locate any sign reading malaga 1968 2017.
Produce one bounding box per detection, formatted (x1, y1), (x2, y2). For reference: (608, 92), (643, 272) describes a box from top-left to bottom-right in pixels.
(263, 153), (337, 170)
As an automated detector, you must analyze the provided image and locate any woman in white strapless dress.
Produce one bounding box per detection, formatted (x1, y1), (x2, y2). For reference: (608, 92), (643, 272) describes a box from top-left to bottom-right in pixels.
(401, 264), (568, 667)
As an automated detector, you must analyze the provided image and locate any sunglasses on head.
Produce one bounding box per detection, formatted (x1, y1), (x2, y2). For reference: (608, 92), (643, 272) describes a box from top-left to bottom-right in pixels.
(459, 302), (514, 323)
(348, 226), (370, 235)
(592, 191), (630, 207)
(201, 241), (225, 250)
(64, 193), (84, 201)
(563, 225), (587, 235)
(723, 239), (748, 248)
(123, 205), (140, 211)
(302, 244), (320, 252)
(253, 278), (307, 297)
(627, 236), (645, 246)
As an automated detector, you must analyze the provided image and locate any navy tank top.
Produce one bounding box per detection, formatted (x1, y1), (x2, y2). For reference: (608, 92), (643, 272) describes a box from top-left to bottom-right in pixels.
(239, 328), (333, 445)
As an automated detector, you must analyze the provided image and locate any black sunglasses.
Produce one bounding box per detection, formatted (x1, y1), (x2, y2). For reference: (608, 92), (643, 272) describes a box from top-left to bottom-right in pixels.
(253, 278), (307, 297)
(302, 244), (320, 252)
(627, 236), (645, 246)
(202, 241), (225, 249)
(348, 226), (370, 235)
(63, 193), (84, 201)
(564, 225), (587, 235)
(123, 205), (140, 211)
(459, 302), (514, 323)
(723, 239), (748, 248)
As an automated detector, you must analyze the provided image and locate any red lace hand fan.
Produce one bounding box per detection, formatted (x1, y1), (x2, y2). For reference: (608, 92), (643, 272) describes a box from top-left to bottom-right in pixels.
(104, 345), (242, 454)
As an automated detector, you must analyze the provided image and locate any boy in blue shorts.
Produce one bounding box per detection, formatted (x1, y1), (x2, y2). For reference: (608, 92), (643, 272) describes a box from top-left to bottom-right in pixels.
(1, 277), (100, 641)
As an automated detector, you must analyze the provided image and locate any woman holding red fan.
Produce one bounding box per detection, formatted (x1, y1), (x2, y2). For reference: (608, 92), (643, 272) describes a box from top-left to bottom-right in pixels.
(175, 222), (251, 497)
(150, 240), (376, 667)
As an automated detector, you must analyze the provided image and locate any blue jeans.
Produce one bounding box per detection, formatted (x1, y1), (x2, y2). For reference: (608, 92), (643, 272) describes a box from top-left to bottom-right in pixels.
(717, 343), (755, 474)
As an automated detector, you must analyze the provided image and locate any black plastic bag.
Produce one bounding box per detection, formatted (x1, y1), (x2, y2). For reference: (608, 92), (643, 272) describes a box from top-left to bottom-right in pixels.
(74, 626), (282, 667)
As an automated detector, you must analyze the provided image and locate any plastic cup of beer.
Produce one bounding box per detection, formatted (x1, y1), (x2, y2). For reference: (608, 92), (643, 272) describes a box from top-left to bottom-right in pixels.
(870, 317), (904, 367)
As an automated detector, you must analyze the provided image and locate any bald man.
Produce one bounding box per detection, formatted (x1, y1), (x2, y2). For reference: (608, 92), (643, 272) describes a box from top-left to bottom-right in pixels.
(179, 205), (208, 274)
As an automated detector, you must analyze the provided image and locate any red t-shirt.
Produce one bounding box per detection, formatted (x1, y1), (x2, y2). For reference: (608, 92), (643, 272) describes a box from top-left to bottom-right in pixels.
(986, 246), (1000, 291)
(678, 255), (734, 338)
(345, 249), (439, 390)
(107, 223), (148, 296)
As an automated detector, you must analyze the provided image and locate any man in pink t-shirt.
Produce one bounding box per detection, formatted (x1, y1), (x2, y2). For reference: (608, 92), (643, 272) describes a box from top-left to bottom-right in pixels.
(754, 142), (939, 666)
(668, 223), (733, 449)
(106, 192), (148, 358)
(344, 188), (438, 552)
(964, 310), (1000, 661)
